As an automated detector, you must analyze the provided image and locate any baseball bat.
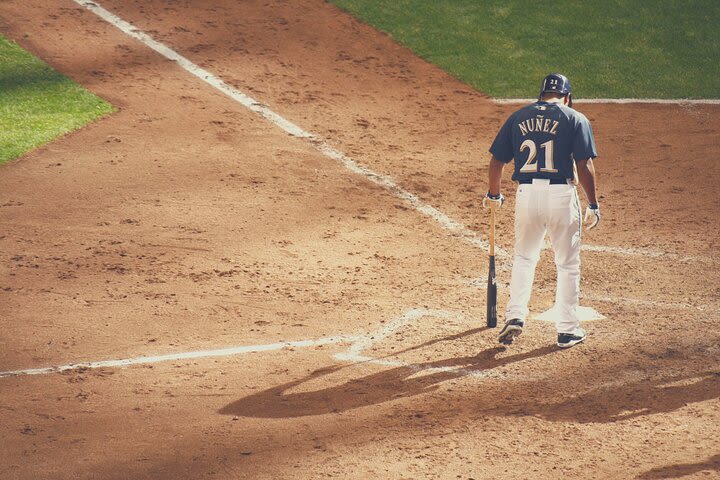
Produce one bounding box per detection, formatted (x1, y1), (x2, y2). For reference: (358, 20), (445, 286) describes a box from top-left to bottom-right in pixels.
(487, 204), (497, 327)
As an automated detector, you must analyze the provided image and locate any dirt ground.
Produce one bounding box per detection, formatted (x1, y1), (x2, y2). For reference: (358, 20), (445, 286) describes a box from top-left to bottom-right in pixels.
(1, 1), (719, 479)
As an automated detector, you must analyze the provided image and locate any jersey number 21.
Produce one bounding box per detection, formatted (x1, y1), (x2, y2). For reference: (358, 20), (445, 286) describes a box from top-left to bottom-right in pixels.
(519, 139), (557, 173)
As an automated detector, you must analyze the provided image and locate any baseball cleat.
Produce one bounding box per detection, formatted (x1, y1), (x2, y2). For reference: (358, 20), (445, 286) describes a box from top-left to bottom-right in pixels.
(498, 319), (524, 345)
(557, 328), (587, 348)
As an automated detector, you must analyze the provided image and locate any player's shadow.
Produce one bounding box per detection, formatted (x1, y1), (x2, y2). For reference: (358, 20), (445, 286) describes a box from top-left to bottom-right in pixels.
(219, 342), (557, 418)
(220, 322), (720, 422)
(636, 453), (720, 479)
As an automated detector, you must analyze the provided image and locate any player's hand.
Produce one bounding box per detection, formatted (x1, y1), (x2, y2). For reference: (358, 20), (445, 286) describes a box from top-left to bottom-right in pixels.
(483, 192), (505, 209)
(584, 204), (600, 230)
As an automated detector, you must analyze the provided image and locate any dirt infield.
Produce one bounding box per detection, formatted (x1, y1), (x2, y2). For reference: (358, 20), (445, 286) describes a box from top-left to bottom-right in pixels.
(1, 1), (719, 478)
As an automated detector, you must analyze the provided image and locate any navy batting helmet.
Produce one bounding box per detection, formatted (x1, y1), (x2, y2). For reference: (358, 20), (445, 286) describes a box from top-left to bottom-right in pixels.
(539, 73), (573, 107)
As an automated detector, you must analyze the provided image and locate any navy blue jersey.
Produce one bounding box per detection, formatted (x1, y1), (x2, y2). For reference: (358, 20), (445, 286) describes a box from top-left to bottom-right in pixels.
(489, 101), (597, 183)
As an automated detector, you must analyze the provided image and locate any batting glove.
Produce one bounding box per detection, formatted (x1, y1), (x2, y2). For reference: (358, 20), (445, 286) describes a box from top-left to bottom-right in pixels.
(483, 192), (505, 209)
(584, 204), (601, 230)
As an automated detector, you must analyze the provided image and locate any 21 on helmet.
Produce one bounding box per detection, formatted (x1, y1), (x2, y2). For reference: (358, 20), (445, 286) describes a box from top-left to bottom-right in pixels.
(539, 73), (573, 107)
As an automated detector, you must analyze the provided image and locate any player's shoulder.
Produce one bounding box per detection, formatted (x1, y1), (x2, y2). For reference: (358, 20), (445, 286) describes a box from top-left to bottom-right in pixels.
(557, 104), (591, 124)
(499, 103), (533, 129)
(519, 102), (544, 113)
(509, 102), (544, 119)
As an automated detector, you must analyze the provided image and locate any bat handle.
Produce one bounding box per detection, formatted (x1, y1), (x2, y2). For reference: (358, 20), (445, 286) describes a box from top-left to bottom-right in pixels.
(489, 205), (496, 257)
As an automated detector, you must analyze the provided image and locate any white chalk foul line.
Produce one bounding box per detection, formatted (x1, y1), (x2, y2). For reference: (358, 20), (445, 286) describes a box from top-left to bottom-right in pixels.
(580, 244), (706, 263)
(580, 292), (708, 312)
(580, 244), (664, 257)
(467, 276), (711, 312)
(0, 309), (490, 380)
(335, 308), (490, 378)
(335, 308), (449, 361)
(0, 335), (359, 379)
(75, 0), (506, 257)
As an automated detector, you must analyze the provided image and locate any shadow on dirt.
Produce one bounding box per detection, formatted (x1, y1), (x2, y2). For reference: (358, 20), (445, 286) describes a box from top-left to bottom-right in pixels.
(535, 371), (720, 423)
(220, 331), (720, 423)
(219, 344), (558, 418)
(381, 326), (490, 358)
(637, 453), (720, 479)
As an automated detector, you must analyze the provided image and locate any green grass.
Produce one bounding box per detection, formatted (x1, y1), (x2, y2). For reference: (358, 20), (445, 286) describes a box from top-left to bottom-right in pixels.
(330, 0), (720, 99)
(0, 35), (114, 165)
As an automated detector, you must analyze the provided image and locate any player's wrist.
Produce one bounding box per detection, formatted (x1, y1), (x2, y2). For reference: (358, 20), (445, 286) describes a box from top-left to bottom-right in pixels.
(588, 203), (599, 209)
(483, 191), (505, 209)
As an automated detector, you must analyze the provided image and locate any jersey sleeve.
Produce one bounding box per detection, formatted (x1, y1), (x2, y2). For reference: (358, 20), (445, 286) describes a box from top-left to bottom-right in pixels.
(572, 114), (598, 161)
(489, 115), (515, 163)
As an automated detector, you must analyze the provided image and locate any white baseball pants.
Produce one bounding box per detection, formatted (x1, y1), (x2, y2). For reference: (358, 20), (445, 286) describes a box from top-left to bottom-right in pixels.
(505, 178), (583, 334)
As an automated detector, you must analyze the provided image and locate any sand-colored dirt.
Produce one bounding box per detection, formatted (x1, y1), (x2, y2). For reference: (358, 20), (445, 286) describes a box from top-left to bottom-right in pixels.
(1, 1), (718, 478)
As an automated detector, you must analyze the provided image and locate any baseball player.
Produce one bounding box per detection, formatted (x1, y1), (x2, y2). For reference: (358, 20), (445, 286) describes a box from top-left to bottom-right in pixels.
(483, 73), (600, 348)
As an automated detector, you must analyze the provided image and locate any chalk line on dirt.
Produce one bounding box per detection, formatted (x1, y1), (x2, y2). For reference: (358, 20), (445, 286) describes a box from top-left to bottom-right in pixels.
(74, 0), (506, 258)
(468, 276), (710, 312)
(0, 335), (359, 379)
(0, 309), (492, 380)
(580, 292), (709, 312)
(335, 308), (491, 378)
(72, 0), (684, 261)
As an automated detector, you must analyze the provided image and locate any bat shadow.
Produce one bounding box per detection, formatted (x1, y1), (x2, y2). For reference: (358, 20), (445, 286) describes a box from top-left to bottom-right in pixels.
(376, 326), (491, 359)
